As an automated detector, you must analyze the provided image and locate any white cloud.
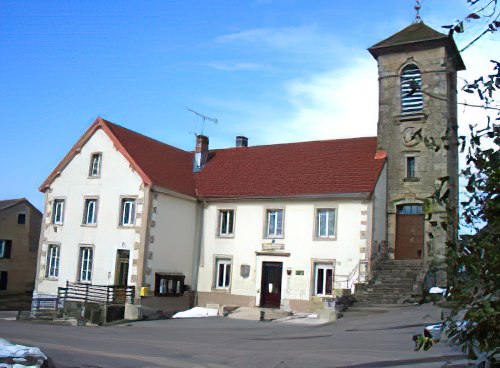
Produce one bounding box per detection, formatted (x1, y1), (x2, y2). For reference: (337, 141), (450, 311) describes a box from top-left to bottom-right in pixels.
(261, 57), (379, 143)
(215, 25), (336, 51)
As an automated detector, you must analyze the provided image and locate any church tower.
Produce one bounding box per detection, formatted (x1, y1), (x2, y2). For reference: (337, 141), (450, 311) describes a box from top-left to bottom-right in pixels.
(368, 21), (465, 293)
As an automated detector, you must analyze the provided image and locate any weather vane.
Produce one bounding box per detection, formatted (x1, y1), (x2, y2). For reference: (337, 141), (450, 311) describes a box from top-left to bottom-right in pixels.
(414, 0), (422, 23)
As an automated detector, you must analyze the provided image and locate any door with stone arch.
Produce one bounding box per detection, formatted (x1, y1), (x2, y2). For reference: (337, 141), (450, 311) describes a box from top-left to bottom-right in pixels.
(395, 204), (424, 260)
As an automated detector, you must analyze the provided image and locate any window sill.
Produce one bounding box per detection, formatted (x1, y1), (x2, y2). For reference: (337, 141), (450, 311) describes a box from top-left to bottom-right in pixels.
(81, 224), (97, 228)
(87, 176), (101, 179)
(212, 288), (231, 293)
(118, 224), (137, 229)
(216, 234), (235, 239)
(313, 237), (337, 241)
(403, 177), (420, 182)
(45, 277), (59, 281)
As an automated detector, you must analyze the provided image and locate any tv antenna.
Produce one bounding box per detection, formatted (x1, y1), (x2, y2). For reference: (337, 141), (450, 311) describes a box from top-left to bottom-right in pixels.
(186, 108), (218, 136)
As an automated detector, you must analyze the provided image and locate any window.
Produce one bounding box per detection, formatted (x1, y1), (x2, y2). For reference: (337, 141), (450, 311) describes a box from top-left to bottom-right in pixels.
(265, 209), (284, 238)
(316, 209), (336, 239)
(218, 210), (234, 236)
(401, 64), (423, 116)
(78, 247), (93, 282)
(155, 273), (185, 296)
(314, 263), (334, 296)
(397, 204), (424, 215)
(46, 245), (60, 278)
(120, 198), (136, 226)
(52, 199), (65, 225)
(82, 198), (98, 225)
(0, 240), (12, 259)
(215, 258), (231, 289)
(88, 153), (102, 177)
(0, 271), (7, 290)
(17, 213), (26, 224)
(406, 156), (417, 178)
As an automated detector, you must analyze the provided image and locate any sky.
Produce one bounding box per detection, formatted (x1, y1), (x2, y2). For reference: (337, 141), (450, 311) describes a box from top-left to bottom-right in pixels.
(0, 0), (498, 211)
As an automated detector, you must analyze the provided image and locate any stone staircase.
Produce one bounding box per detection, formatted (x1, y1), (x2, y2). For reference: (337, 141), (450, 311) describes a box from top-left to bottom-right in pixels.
(355, 260), (424, 304)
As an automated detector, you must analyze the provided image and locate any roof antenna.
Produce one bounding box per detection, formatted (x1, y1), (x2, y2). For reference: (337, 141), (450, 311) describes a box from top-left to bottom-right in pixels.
(413, 0), (422, 23)
(186, 108), (218, 136)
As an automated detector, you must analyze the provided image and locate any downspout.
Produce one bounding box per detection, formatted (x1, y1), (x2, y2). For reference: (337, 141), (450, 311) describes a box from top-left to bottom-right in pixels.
(136, 185), (152, 302)
(191, 199), (205, 304)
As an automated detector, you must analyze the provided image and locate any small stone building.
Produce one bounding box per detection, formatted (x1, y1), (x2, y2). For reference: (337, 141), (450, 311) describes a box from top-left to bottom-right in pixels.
(0, 198), (42, 310)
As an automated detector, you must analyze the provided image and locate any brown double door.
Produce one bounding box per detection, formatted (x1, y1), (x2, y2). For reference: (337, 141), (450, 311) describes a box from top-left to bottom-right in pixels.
(260, 262), (283, 308)
(395, 204), (424, 259)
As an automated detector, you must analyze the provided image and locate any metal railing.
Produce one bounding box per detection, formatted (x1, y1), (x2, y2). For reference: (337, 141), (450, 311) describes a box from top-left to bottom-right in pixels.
(58, 282), (135, 305)
(335, 263), (361, 291)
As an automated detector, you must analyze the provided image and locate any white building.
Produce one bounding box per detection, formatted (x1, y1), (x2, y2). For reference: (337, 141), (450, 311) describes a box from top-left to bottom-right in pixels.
(34, 20), (462, 313)
(33, 118), (386, 313)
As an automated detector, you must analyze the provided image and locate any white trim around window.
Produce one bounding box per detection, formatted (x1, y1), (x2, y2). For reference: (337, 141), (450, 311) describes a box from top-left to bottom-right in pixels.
(313, 262), (335, 296)
(217, 209), (235, 237)
(314, 208), (337, 240)
(82, 197), (98, 225)
(214, 257), (232, 290)
(78, 246), (94, 283)
(52, 198), (65, 225)
(120, 197), (137, 226)
(265, 208), (284, 239)
(46, 244), (60, 279)
(88, 152), (102, 178)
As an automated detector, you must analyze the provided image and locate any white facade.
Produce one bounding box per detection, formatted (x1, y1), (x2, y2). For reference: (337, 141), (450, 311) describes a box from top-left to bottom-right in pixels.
(197, 195), (384, 311)
(35, 129), (145, 296)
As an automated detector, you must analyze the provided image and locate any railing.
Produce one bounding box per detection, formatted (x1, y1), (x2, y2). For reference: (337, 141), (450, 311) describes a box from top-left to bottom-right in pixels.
(335, 263), (361, 291)
(58, 282), (135, 305)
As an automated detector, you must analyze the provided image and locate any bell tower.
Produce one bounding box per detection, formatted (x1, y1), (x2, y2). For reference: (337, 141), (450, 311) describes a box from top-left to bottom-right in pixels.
(368, 22), (465, 287)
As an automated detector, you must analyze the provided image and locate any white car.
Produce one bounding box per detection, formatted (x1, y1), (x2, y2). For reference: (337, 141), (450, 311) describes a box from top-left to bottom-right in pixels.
(0, 338), (50, 368)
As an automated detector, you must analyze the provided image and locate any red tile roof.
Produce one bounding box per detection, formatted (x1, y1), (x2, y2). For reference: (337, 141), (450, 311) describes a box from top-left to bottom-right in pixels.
(40, 118), (385, 199)
(196, 137), (385, 198)
(103, 120), (196, 197)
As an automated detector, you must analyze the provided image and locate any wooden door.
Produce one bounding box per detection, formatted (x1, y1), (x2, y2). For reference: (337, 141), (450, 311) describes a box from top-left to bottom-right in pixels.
(395, 205), (424, 259)
(260, 262), (283, 308)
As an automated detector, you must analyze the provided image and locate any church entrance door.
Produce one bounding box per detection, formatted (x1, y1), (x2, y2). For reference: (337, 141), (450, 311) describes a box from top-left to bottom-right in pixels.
(395, 204), (424, 260)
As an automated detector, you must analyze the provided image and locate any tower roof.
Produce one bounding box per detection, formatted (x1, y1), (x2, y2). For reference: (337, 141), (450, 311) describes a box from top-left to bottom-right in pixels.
(368, 22), (465, 71)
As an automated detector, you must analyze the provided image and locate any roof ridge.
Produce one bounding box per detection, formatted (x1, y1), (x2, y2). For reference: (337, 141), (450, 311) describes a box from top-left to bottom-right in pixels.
(208, 136), (378, 152)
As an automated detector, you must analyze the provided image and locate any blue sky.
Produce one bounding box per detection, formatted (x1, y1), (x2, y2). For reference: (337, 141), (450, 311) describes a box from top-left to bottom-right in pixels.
(0, 0), (497, 210)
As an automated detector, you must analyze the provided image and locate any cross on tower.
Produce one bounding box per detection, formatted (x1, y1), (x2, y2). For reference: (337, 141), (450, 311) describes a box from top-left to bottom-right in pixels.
(414, 0), (422, 23)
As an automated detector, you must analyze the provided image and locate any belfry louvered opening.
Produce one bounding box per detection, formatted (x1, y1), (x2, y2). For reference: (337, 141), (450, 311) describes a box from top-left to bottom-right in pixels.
(400, 64), (423, 116)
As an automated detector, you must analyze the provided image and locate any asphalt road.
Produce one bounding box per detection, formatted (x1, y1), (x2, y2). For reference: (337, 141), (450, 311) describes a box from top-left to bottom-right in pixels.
(0, 304), (467, 368)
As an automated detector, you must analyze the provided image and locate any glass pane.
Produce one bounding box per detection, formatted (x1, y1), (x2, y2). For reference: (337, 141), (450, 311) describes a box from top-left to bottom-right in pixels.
(268, 212), (275, 235)
(316, 268), (324, 294)
(225, 264), (231, 287)
(228, 211), (233, 233)
(326, 269), (333, 294)
(276, 211), (282, 235)
(218, 263), (224, 287)
(221, 211), (228, 234)
(328, 210), (335, 236)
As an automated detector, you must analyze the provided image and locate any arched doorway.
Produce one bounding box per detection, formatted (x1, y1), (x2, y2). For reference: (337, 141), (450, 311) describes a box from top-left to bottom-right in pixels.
(395, 204), (424, 260)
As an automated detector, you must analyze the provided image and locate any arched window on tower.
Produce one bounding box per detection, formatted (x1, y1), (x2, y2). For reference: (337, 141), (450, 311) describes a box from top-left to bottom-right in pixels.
(400, 64), (423, 116)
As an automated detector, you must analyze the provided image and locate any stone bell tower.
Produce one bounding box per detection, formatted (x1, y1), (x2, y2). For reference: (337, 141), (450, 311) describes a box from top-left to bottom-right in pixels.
(367, 21), (465, 296)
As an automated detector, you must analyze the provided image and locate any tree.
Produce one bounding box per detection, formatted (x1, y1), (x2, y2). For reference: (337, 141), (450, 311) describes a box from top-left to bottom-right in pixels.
(437, 0), (500, 357)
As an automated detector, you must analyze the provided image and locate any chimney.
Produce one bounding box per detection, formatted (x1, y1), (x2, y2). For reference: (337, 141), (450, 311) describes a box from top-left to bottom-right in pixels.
(236, 136), (248, 148)
(193, 135), (209, 172)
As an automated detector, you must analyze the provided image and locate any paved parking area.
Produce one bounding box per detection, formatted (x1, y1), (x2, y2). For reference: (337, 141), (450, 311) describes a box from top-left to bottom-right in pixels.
(0, 303), (469, 368)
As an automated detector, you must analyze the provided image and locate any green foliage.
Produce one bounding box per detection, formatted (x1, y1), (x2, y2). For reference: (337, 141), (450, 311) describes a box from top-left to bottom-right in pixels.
(446, 120), (500, 354)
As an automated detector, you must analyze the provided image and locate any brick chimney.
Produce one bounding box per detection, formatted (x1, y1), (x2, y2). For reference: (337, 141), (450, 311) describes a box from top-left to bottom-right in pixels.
(193, 135), (209, 172)
(236, 136), (248, 147)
